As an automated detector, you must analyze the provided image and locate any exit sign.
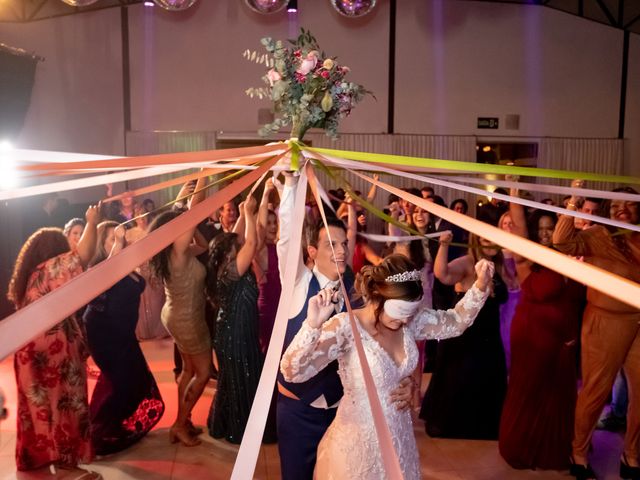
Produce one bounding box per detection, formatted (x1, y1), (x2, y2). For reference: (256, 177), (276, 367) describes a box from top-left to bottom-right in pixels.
(477, 117), (499, 129)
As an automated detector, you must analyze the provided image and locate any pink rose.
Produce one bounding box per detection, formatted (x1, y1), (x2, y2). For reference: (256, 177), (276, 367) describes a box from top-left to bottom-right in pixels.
(296, 51), (319, 76)
(320, 70), (330, 79)
(266, 69), (282, 86)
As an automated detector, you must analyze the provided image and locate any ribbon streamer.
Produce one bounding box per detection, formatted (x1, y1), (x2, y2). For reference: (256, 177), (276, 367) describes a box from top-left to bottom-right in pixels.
(0, 153), (286, 360)
(17, 144), (287, 172)
(354, 171), (640, 311)
(308, 146), (640, 185)
(438, 175), (640, 202)
(313, 152), (640, 234)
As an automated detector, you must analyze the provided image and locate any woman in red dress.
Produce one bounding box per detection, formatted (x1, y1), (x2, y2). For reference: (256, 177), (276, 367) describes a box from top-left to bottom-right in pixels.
(498, 192), (584, 470)
(7, 205), (100, 478)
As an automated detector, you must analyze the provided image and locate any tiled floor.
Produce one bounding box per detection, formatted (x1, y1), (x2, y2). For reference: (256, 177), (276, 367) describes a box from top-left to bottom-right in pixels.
(0, 339), (625, 479)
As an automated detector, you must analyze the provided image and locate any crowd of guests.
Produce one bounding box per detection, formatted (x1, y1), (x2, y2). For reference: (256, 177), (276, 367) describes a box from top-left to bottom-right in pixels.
(5, 173), (640, 480)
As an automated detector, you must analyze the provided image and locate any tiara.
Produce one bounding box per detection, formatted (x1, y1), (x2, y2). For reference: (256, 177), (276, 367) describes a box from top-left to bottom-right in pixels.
(385, 269), (421, 283)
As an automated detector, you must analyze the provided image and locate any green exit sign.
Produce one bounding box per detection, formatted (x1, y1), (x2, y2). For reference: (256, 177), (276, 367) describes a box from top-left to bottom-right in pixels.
(477, 117), (499, 129)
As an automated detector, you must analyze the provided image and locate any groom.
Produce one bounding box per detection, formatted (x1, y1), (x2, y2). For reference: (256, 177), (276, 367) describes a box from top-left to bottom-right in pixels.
(276, 174), (413, 480)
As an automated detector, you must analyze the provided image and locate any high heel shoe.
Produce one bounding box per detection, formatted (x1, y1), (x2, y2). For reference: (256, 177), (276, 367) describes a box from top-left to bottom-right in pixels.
(187, 419), (203, 436)
(569, 457), (596, 480)
(621, 454), (640, 480)
(169, 426), (201, 447)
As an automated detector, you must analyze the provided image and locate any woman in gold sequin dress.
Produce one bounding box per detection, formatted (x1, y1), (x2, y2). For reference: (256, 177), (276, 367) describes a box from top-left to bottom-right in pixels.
(149, 177), (211, 447)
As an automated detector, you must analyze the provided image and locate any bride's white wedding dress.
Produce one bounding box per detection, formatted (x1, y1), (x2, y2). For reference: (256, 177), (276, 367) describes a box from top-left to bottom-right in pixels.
(281, 285), (488, 479)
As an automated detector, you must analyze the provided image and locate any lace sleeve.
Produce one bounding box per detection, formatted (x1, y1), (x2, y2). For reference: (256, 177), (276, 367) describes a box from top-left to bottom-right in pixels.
(411, 283), (489, 341)
(280, 313), (353, 383)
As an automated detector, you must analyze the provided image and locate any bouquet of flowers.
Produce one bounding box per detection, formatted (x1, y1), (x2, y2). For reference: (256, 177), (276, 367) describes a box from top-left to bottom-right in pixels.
(244, 29), (372, 140)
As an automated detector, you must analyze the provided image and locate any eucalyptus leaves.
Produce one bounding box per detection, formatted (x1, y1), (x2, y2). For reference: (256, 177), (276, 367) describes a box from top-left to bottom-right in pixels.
(244, 29), (371, 140)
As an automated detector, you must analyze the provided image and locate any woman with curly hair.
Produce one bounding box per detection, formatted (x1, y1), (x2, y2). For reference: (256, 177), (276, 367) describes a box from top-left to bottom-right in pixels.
(7, 205), (99, 478)
(205, 193), (276, 443)
(149, 176), (209, 447)
(281, 254), (493, 479)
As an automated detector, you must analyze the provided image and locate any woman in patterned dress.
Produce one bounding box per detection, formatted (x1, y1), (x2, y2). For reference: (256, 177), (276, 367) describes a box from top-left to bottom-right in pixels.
(7, 205), (100, 478)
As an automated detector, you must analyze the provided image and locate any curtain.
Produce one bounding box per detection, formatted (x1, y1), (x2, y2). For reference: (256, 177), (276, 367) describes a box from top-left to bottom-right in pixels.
(537, 137), (624, 193)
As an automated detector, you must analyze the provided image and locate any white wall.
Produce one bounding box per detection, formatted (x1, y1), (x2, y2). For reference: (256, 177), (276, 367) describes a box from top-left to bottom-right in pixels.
(0, 8), (124, 155)
(395, 0), (623, 138)
(625, 33), (640, 176)
(127, 0), (389, 134)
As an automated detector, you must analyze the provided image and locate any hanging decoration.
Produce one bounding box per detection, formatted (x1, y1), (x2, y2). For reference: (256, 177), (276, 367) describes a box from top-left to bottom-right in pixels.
(243, 29), (372, 141)
(244, 0), (289, 14)
(60, 0), (100, 6)
(330, 0), (377, 17)
(152, 0), (198, 11)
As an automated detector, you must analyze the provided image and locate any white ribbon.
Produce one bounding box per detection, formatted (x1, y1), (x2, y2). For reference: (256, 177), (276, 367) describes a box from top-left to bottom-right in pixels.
(438, 175), (640, 202)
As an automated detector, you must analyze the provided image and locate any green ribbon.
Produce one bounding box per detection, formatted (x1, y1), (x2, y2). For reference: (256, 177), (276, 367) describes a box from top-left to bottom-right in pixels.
(307, 146), (640, 185)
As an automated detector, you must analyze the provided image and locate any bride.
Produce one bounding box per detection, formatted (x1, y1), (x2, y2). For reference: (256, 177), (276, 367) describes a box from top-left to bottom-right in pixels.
(281, 253), (493, 479)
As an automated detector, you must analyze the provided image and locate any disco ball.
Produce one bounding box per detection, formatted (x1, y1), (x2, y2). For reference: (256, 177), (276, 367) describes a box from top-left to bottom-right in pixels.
(60, 0), (100, 6)
(153, 0), (198, 11)
(245, 0), (289, 14)
(330, 0), (377, 17)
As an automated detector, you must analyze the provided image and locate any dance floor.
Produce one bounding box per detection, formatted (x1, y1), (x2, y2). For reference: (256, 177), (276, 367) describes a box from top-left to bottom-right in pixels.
(0, 339), (625, 479)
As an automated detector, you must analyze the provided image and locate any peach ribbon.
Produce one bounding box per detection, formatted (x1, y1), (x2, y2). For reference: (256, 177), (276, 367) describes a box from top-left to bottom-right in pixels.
(17, 143), (286, 172)
(352, 171), (640, 310)
(0, 152), (285, 360)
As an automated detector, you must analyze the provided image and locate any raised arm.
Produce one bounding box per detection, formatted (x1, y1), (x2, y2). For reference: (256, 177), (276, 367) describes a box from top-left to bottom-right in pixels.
(108, 225), (126, 259)
(552, 179), (586, 256)
(366, 174), (379, 203)
(77, 204), (99, 267)
(257, 178), (275, 252)
(412, 259), (493, 340)
(433, 231), (469, 285)
(236, 195), (258, 277)
(280, 288), (352, 383)
(172, 175), (207, 256)
(508, 179), (528, 238)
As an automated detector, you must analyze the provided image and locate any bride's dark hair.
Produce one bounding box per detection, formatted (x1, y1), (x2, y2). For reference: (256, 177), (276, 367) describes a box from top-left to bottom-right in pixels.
(355, 254), (423, 329)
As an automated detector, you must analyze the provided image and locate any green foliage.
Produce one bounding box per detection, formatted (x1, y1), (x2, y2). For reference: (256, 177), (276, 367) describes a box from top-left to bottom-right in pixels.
(243, 28), (372, 140)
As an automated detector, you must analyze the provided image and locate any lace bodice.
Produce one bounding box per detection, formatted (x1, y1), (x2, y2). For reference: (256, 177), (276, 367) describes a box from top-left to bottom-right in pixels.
(280, 284), (489, 479)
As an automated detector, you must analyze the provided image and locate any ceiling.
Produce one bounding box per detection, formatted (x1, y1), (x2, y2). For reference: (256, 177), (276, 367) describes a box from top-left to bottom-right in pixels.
(0, 0), (143, 23)
(467, 0), (640, 34)
(0, 0), (638, 33)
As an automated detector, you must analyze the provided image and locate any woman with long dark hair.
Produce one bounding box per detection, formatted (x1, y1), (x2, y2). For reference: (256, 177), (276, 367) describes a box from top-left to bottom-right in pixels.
(8, 205), (99, 478)
(281, 254), (493, 478)
(149, 176), (210, 446)
(84, 222), (164, 455)
(420, 232), (511, 439)
(206, 194), (275, 443)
